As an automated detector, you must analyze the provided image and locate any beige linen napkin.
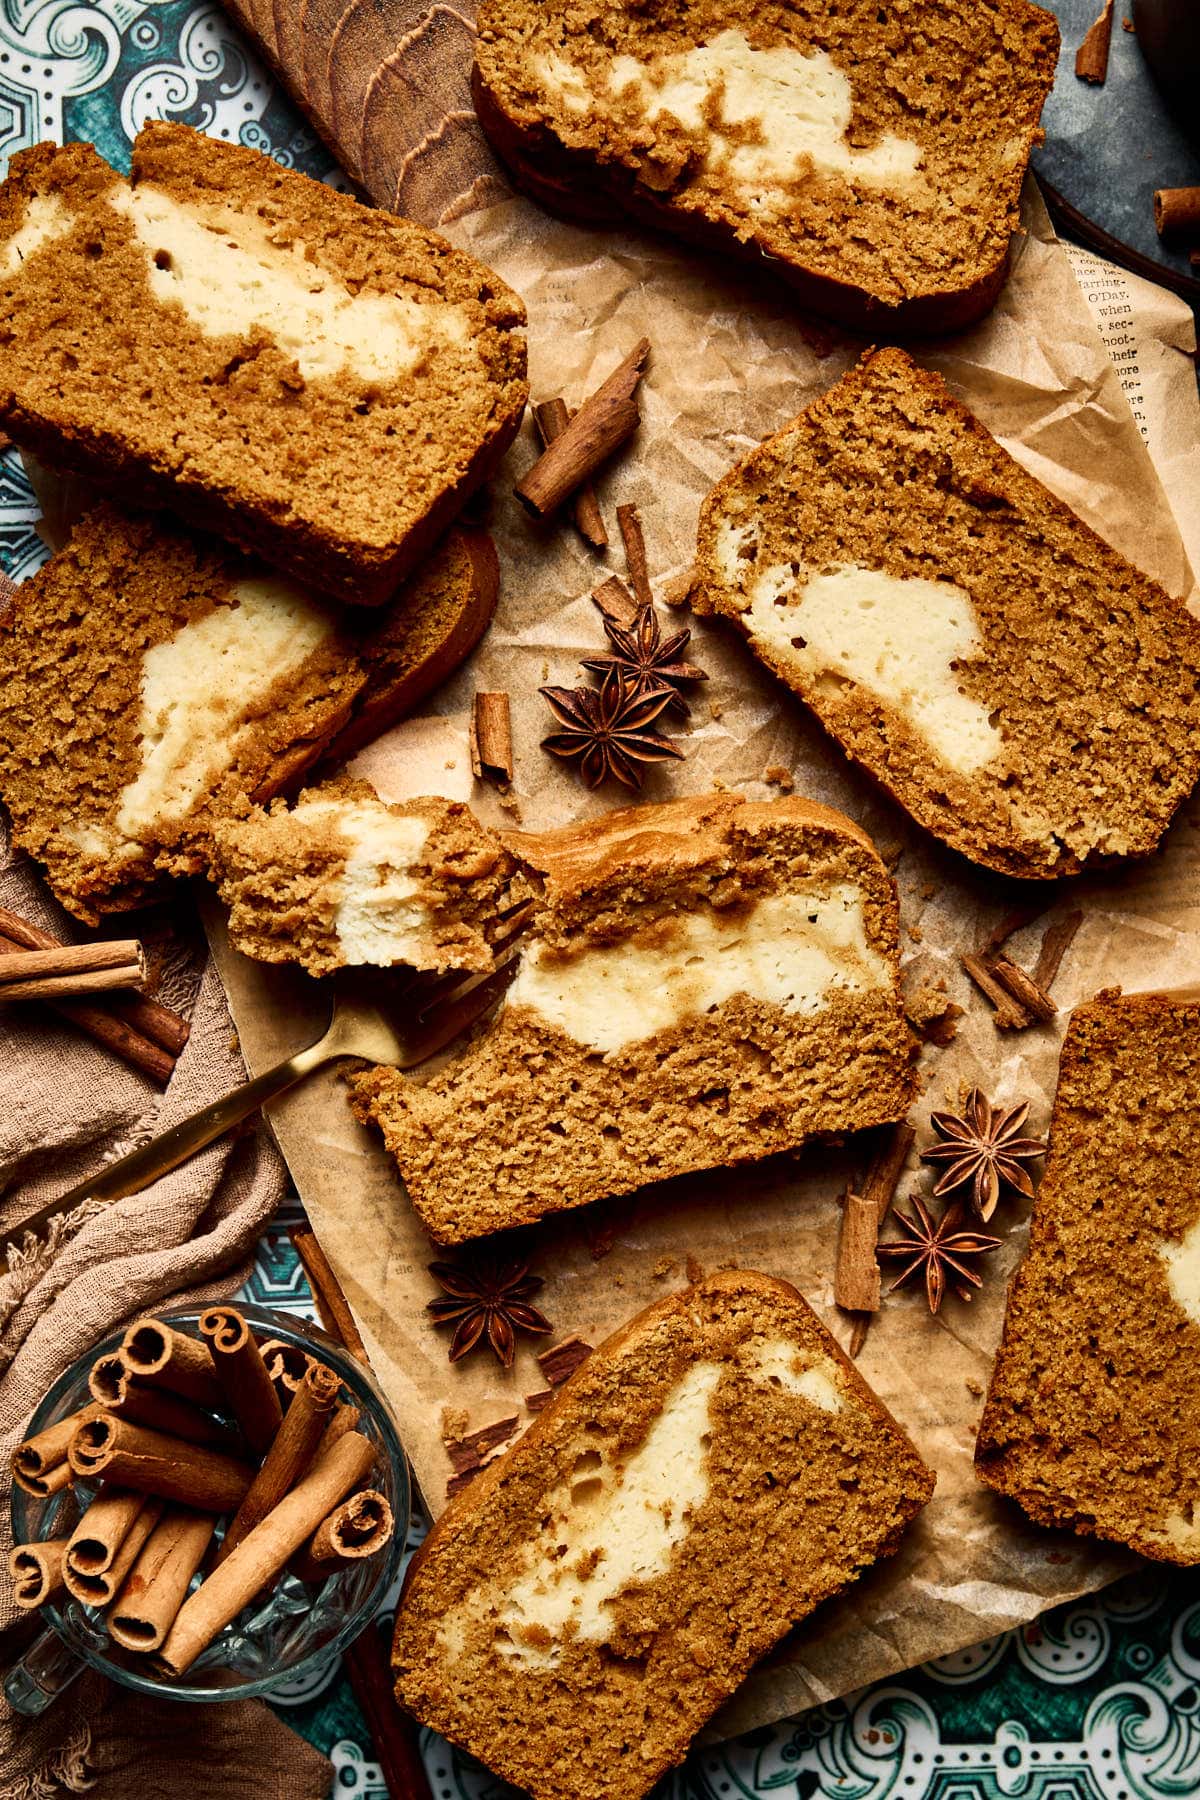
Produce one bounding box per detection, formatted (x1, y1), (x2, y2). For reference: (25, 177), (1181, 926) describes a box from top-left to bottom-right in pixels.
(0, 826), (330, 1798)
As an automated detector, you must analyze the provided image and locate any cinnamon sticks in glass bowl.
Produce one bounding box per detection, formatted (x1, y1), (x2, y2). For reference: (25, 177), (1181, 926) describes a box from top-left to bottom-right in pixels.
(6, 1304), (407, 1711)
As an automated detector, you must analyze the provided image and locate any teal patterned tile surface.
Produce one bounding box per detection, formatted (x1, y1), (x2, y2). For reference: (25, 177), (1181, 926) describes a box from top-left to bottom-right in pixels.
(2, 4), (1199, 1793)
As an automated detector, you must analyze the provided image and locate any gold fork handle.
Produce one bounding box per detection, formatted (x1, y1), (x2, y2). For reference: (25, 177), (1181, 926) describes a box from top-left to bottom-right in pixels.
(0, 1034), (340, 1275)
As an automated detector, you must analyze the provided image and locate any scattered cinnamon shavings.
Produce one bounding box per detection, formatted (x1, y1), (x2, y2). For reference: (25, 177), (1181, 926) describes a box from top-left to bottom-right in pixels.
(1032, 910), (1083, 992)
(536, 1336), (594, 1387)
(1076, 0), (1115, 81)
(591, 574), (641, 630)
(469, 691), (513, 785)
(444, 1414), (520, 1475)
(616, 503), (653, 608)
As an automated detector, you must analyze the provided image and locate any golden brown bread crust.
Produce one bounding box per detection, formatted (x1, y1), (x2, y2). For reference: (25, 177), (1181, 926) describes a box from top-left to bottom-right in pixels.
(0, 127), (528, 604)
(472, 0), (1059, 336)
(694, 346), (1200, 881)
(396, 1270), (935, 1800)
(975, 990), (1200, 1565)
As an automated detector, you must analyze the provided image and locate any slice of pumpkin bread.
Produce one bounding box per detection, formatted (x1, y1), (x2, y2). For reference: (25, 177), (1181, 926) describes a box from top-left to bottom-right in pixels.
(976, 990), (1200, 1564)
(214, 778), (525, 977)
(693, 348), (1200, 880)
(0, 123), (527, 603)
(473, 0), (1058, 334)
(348, 791), (917, 1242)
(395, 1270), (934, 1800)
(0, 506), (495, 922)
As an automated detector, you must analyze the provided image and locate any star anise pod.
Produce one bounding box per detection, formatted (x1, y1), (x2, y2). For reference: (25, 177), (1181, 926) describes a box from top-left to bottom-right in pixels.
(540, 668), (684, 790)
(580, 604), (707, 719)
(921, 1088), (1045, 1223)
(877, 1195), (1001, 1315)
(427, 1255), (553, 1368)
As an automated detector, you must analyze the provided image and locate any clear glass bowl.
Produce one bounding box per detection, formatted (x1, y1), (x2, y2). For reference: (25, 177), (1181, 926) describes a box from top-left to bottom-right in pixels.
(7, 1303), (409, 1710)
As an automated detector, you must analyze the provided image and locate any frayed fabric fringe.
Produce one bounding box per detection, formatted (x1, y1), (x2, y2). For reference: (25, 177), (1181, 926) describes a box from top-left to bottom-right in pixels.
(1, 1721), (95, 1796)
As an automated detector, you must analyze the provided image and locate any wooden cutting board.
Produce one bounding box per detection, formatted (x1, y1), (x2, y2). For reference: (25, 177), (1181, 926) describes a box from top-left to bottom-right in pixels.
(222, 0), (508, 224)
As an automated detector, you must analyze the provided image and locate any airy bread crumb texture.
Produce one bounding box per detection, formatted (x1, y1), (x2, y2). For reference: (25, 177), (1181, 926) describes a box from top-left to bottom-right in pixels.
(0, 124), (527, 602)
(0, 506), (492, 921)
(396, 1270), (934, 1800)
(976, 990), (1200, 1564)
(473, 0), (1058, 331)
(348, 792), (917, 1242)
(694, 347), (1200, 879)
(213, 776), (527, 977)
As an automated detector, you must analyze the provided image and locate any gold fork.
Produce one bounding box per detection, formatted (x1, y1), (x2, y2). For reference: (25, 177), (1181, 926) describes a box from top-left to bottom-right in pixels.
(0, 905), (534, 1275)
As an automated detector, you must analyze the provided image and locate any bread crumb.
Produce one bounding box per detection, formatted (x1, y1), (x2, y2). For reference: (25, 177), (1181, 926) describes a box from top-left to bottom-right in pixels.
(879, 842), (903, 871)
(441, 1406), (470, 1443)
(920, 882), (938, 900)
(652, 1256), (677, 1280)
(965, 1378), (984, 1397)
(685, 1254), (704, 1285)
(709, 701), (724, 721)
(907, 924), (924, 943)
(764, 764), (794, 792)
(905, 985), (964, 1046)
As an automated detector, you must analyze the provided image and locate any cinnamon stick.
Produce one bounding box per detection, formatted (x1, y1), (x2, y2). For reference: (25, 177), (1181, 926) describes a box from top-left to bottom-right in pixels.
(119, 1319), (223, 1411)
(67, 1487), (152, 1579)
(1032, 909), (1083, 992)
(516, 340), (650, 518)
(219, 1360), (342, 1562)
(468, 691), (514, 786)
(533, 398), (607, 546)
(258, 1339), (313, 1399)
(199, 1307), (283, 1456)
(288, 1227), (427, 1800)
(292, 1488), (393, 1583)
(317, 1402), (362, 1458)
(0, 906), (186, 1079)
(289, 1227), (370, 1365)
(1154, 187), (1200, 240)
(67, 1416), (254, 1512)
(11, 1402), (105, 1496)
(88, 1358), (234, 1449)
(65, 1498), (165, 1606)
(591, 575), (641, 630)
(834, 1192), (882, 1312)
(9, 1538), (69, 1610)
(0, 939), (146, 1002)
(156, 1431), (377, 1678)
(108, 1508), (216, 1653)
(1076, 0), (1115, 81)
(835, 1122), (916, 1346)
(989, 955), (1058, 1024)
(345, 1623), (436, 1800)
(961, 953), (1033, 1030)
(616, 503), (653, 608)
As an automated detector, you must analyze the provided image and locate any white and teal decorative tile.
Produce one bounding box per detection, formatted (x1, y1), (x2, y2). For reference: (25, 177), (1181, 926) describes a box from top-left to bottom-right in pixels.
(6, 1), (1200, 1792)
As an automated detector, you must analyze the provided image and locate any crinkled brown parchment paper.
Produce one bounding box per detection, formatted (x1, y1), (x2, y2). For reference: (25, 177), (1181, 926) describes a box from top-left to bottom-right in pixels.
(205, 179), (1200, 1736)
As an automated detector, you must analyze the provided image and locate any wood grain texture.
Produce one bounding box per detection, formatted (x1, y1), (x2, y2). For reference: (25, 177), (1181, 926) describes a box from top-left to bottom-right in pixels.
(225, 0), (503, 221)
